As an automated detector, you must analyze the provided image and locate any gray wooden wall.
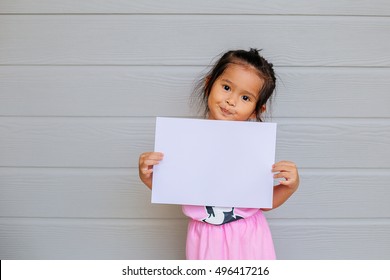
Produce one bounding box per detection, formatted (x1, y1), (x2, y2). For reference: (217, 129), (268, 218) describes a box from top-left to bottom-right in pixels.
(1, 0), (390, 259)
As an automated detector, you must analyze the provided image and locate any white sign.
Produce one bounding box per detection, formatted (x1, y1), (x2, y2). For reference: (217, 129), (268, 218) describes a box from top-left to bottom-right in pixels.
(152, 117), (276, 208)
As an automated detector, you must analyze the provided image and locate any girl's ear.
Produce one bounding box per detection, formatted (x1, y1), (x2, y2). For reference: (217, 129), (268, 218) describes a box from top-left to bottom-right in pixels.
(261, 105), (266, 113)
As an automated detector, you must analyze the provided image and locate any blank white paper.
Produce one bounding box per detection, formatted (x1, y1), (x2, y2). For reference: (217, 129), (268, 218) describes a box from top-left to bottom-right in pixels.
(151, 117), (277, 208)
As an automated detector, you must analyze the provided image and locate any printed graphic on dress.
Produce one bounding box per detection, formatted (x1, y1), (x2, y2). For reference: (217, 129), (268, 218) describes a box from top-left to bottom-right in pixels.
(202, 206), (243, 225)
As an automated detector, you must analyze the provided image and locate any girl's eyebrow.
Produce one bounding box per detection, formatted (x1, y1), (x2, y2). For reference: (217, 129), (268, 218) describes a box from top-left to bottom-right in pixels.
(221, 78), (258, 100)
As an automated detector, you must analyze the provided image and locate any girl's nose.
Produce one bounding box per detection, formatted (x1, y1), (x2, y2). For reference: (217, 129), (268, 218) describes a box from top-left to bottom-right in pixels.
(226, 99), (235, 107)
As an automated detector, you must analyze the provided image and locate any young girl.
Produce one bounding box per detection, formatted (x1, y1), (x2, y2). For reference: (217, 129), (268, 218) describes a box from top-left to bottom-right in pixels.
(139, 49), (299, 260)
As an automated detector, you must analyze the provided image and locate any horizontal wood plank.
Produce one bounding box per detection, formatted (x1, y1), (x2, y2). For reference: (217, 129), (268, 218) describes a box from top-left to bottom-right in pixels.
(0, 218), (187, 259)
(1, 66), (390, 118)
(271, 219), (390, 259)
(1, 0), (389, 16)
(1, 168), (389, 219)
(0, 66), (194, 117)
(0, 217), (389, 259)
(266, 169), (390, 219)
(0, 167), (183, 219)
(1, 15), (389, 66)
(275, 118), (390, 169)
(1, 117), (389, 169)
(0, 117), (154, 168)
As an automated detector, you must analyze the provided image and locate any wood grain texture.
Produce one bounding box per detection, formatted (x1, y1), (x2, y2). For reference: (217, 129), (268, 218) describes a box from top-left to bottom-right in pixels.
(1, 168), (389, 219)
(1, 66), (390, 118)
(0, 66), (194, 117)
(1, 0), (390, 16)
(1, 15), (389, 66)
(267, 169), (390, 219)
(0, 167), (183, 219)
(0, 218), (187, 259)
(0, 218), (389, 259)
(271, 219), (390, 259)
(1, 117), (389, 168)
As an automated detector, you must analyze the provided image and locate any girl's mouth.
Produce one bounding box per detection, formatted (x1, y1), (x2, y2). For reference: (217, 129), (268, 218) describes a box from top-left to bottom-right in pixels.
(221, 107), (232, 115)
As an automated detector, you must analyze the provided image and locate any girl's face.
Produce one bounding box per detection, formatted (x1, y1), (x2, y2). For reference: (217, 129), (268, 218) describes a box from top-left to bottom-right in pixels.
(207, 64), (264, 121)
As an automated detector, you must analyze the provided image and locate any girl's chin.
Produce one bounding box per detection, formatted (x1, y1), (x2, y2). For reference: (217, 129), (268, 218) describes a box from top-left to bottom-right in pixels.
(208, 114), (232, 121)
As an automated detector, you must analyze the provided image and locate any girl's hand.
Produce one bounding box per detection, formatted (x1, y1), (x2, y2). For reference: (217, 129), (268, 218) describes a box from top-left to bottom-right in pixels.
(261, 161), (299, 210)
(138, 152), (164, 189)
(272, 161), (300, 192)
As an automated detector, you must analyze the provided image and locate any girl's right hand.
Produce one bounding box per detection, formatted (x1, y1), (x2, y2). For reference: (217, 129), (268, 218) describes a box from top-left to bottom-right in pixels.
(138, 152), (164, 189)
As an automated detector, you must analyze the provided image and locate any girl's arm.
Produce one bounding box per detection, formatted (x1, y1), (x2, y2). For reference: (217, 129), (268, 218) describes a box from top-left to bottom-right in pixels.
(261, 161), (300, 211)
(138, 152), (164, 190)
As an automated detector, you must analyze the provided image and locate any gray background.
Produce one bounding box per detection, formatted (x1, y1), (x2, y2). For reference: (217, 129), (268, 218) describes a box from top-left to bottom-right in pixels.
(1, 0), (389, 259)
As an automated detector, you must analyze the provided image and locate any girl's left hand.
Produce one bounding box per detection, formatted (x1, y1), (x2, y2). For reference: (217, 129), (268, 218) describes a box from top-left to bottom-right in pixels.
(272, 161), (300, 192)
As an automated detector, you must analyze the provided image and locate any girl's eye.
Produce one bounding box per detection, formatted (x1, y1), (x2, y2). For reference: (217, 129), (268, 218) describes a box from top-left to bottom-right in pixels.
(223, 85), (230, 91)
(242, 95), (250, 102)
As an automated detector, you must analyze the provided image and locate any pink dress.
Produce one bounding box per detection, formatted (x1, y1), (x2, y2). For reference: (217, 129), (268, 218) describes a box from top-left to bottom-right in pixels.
(182, 205), (276, 260)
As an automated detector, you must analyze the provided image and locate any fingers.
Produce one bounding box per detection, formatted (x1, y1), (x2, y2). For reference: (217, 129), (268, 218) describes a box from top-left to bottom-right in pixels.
(138, 152), (164, 189)
(139, 152), (164, 161)
(272, 161), (296, 172)
(273, 171), (290, 179)
(139, 152), (164, 176)
(272, 160), (299, 190)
